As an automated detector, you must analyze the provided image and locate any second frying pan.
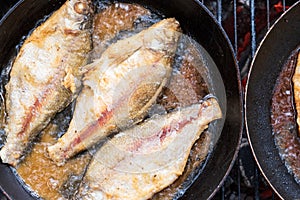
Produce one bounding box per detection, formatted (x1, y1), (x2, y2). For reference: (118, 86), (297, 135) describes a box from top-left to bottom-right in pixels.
(246, 2), (300, 199)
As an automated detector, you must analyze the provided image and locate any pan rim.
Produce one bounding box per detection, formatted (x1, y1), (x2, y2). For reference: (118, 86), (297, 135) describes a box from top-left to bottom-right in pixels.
(192, 1), (243, 200)
(0, 0), (24, 26)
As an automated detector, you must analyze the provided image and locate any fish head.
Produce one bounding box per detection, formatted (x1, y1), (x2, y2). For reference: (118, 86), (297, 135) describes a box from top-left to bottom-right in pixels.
(144, 18), (182, 55)
(66, 0), (94, 30)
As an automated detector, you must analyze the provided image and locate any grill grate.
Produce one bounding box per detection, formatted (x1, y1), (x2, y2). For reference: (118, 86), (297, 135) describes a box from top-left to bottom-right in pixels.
(0, 0), (297, 199)
(205, 0), (294, 199)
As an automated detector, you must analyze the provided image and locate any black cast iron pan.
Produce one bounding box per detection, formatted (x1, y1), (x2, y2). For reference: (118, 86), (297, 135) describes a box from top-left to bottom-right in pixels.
(245, 2), (300, 199)
(0, 0), (243, 199)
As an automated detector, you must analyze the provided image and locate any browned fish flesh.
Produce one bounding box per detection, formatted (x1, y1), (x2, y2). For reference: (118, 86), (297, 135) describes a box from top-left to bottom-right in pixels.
(0, 0), (93, 166)
(292, 52), (300, 134)
(91, 3), (150, 60)
(47, 18), (181, 165)
(76, 98), (222, 200)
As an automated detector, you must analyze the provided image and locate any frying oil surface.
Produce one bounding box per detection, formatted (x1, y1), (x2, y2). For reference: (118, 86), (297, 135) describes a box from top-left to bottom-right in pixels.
(0, 1), (225, 199)
(271, 47), (300, 184)
(16, 117), (92, 199)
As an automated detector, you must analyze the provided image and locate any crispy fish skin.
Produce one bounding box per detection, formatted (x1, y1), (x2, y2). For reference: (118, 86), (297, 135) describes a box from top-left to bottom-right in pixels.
(0, 0), (93, 166)
(292, 52), (300, 134)
(76, 98), (222, 200)
(47, 18), (181, 165)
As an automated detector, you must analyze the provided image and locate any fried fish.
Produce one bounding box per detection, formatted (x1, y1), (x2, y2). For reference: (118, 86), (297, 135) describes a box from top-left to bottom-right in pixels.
(77, 98), (222, 200)
(47, 18), (181, 165)
(0, 0), (93, 166)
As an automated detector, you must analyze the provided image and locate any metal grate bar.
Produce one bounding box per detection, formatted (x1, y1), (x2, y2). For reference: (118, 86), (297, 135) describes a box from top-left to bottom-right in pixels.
(254, 166), (260, 199)
(221, 184), (225, 200)
(266, 0), (270, 29)
(250, 0), (256, 59)
(250, 0), (259, 198)
(233, 0), (238, 55)
(283, 0), (286, 11)
(217, 0), (222, 24)
(237, 154), (241, 200)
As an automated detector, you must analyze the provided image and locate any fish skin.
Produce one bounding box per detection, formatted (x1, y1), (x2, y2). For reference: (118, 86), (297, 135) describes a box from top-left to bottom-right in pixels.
(47, 18), (181, 165)
(76, 98), (222, 200)
(0, 0), (93, 166)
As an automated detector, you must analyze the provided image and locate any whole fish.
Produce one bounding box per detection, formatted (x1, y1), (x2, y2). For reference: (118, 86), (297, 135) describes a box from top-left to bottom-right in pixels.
(0, 0), (93, 166)
(76, 98), (222, 200)
(47, 18), (181, 165)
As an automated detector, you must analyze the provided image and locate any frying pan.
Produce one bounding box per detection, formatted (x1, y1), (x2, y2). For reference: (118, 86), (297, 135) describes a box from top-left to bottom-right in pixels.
(0, 0), (242, 199)
(245, 2), (300, 199)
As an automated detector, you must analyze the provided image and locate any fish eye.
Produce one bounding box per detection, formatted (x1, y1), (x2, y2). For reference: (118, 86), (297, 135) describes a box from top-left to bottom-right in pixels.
(74, 2), (88, 15)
